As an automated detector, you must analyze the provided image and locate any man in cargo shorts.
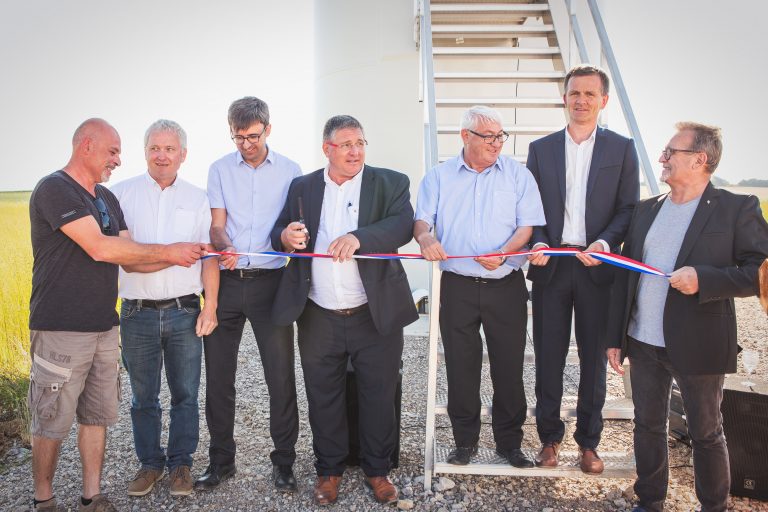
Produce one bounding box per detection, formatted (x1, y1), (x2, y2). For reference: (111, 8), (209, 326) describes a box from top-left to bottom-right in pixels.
(28, 118), (206, 511)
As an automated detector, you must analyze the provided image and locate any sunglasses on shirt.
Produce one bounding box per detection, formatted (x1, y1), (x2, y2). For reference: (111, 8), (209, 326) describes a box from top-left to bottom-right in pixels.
(93, 197), (111, 233)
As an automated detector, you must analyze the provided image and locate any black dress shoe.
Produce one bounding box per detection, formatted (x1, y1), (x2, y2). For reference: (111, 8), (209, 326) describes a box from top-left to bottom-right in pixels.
(446, 445), (478, 465)
(194, 463), (237, 490)
(496, 448), (535, 468)
(272, 465), (297, 492)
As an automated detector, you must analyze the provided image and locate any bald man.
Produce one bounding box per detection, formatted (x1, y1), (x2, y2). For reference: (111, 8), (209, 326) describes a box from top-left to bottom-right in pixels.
(28, 118), (207, 511)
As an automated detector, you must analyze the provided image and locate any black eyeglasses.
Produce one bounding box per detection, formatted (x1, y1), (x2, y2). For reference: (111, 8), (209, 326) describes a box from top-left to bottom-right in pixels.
(661, 147), (700, 160)
(94, 197), (111, 233)
(231, 126), (267, 145)
(468, 129), (509, 145)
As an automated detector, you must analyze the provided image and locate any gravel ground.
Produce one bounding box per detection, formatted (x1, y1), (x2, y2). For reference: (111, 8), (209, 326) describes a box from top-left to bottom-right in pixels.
(1, 297), (766, 511)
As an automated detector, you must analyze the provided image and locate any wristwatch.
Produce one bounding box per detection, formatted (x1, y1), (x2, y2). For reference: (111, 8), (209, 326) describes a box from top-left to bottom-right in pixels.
(498, 248), (507, 264)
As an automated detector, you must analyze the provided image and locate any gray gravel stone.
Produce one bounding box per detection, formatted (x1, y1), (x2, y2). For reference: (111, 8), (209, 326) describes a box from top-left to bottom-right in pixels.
(1, 297), (766, 510)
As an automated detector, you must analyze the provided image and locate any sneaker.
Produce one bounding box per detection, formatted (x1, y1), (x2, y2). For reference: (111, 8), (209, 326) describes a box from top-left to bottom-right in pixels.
(78, 494), (117, 512)
(169, 465), (194, 496)
(32, 497), (62, 511)
(127, 467), (164, 496)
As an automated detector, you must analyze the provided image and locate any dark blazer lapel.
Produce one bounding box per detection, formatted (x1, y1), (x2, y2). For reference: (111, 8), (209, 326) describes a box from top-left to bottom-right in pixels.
(357, 165), (375, 228)
(675, 183), (719, 268)
(553, 130), (567, 206)
(307, 170), (325, 251)
(631, 195), (667, 260)
(585, 127), (605, 202)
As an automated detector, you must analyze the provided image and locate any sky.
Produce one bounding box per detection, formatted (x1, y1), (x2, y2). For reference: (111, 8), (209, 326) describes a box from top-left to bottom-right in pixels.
(0, 0), (765, 191)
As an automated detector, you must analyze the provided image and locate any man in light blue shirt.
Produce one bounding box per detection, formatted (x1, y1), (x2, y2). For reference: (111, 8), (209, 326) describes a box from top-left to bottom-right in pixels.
(414, 105), (545, 468)
(197, 97), (302, 493)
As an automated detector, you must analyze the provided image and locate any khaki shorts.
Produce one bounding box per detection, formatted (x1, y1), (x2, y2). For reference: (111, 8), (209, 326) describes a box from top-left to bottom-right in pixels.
(28, 327), (120, 439)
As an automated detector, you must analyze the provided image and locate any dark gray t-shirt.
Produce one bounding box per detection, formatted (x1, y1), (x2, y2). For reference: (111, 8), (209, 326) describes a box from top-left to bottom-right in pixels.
(628, 195), (700, 347)
(29, 170), (127, 332)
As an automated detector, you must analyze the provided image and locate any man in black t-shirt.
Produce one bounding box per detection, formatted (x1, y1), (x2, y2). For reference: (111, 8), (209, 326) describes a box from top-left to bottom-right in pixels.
(28, 118), (209, 512)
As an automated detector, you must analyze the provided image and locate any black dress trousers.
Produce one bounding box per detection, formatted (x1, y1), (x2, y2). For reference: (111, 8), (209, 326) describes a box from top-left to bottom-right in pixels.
(297, 300), (403, 477)
(439, 269), (529, 451)
(203, 269), (298, 466)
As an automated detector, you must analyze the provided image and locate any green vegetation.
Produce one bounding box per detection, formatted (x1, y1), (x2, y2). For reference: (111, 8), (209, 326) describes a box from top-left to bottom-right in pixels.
(0, 191), (32, 444)
(762, 201), (768, 221)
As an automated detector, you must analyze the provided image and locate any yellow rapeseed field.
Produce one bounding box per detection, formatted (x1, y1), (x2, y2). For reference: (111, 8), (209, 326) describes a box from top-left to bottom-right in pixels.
(0, 192), (32, 420)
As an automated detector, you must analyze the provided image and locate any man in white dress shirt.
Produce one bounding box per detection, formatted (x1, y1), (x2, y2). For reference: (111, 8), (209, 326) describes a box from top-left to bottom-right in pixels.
(526, 65), (639, 473)
(111, 119), (219, 497)
(272, 115), (417, 506)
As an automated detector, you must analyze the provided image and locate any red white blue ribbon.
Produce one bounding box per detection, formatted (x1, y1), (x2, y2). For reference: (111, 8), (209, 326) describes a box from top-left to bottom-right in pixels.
(206, 248), (669, 278)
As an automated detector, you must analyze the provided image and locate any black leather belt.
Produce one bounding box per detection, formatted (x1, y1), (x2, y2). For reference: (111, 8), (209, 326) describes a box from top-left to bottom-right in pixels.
(446, 269), (519, 284)
(309, 300), (369, 317)
(123, 293), (199, 310)
(561, 244), (587, 250)
(225, 267), (281, 278)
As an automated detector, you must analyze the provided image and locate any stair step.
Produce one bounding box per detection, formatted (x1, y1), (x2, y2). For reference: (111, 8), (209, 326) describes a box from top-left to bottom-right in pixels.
(436, 98), (564, 108)
(438, 125), (559, 135)
(433, 47), (560, 58)
(431, 3), (550, 15)
(434, 446), (636, 478)
(432, 24), (554, 37)
(434, 394), (634, 419)
(435, 71), (564, 82)
(430, 4), (550, 25)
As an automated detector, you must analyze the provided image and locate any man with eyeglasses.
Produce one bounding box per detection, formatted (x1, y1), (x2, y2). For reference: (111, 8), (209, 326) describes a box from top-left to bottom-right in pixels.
(28, 118), (207, 512)
(526, 64), (639, 474)
(606, 122), (768, 512)
(197, 97), (302, 493)
(414, 105), (545, 469)
(272, 115), (417, 505)
(110, 119), (220, 498)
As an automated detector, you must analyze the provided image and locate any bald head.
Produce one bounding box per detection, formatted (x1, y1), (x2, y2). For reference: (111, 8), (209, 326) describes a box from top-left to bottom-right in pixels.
(72, 118), (118, 148)
(66, 118), (122, 184)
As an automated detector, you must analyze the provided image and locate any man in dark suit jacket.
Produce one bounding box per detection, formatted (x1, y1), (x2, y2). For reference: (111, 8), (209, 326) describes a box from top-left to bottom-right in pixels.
(271, 115), (417, 507)
(526, 65), (639, 474)
(606, 122), (768, 512)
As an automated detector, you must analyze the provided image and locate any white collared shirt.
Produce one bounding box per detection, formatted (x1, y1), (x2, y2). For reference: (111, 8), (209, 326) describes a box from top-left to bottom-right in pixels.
(111, 172), (211, 300)
(308, 166), (367, 310)
(562, 126), (597, 247)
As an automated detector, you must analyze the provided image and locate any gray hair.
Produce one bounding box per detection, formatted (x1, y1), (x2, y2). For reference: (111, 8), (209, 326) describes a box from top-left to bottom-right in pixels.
(460, 106), (503, 131)
(564, 64), (610, 95)
(675, 121), (723, 173)
(323, 115), (365, 142)
(228, 96), (270, 132)
(144, 119), (187, 150)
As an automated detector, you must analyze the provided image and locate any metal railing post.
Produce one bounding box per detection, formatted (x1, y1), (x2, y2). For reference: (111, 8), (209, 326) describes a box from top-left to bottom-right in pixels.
(585, 0), (659, 195)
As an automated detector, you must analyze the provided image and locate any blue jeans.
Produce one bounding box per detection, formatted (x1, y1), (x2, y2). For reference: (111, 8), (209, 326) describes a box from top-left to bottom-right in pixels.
(121, 300), (202, 470)
(627, 337), (729, 512)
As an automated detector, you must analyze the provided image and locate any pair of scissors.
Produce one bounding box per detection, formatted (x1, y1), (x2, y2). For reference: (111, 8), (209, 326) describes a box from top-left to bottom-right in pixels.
(297, 196), (309, 249)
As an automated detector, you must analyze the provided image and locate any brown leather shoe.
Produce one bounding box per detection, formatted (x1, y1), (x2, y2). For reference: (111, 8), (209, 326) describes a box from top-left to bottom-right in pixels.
(365, 476), (398, 504)
(579, 447), (604, 474)
(535, 441), (561, 467)
(313, 476), (342, 506)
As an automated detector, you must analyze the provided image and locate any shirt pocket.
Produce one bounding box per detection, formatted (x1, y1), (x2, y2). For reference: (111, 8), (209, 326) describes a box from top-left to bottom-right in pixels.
(28, 354), (72, 420)
(172, 208), (197, 242)
(493, 189), (518, 226)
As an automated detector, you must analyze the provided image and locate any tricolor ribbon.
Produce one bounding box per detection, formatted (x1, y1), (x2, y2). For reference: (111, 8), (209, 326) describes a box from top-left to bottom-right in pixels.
(205, 248), (669, 278)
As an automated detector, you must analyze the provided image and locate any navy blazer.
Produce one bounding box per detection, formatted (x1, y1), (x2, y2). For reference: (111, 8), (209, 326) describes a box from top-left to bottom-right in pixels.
(526, 127), (640, 285)
(606, 184), (768, 374)
(270, 165), (418, 336)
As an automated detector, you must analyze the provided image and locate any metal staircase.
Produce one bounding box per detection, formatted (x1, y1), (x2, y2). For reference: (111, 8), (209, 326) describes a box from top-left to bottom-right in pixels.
(417, 0), (641, 484)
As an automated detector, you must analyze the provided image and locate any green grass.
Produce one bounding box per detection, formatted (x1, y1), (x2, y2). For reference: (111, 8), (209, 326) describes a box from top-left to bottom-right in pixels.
(0, 192), (32, 424)
(762, 200), (768, 221)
